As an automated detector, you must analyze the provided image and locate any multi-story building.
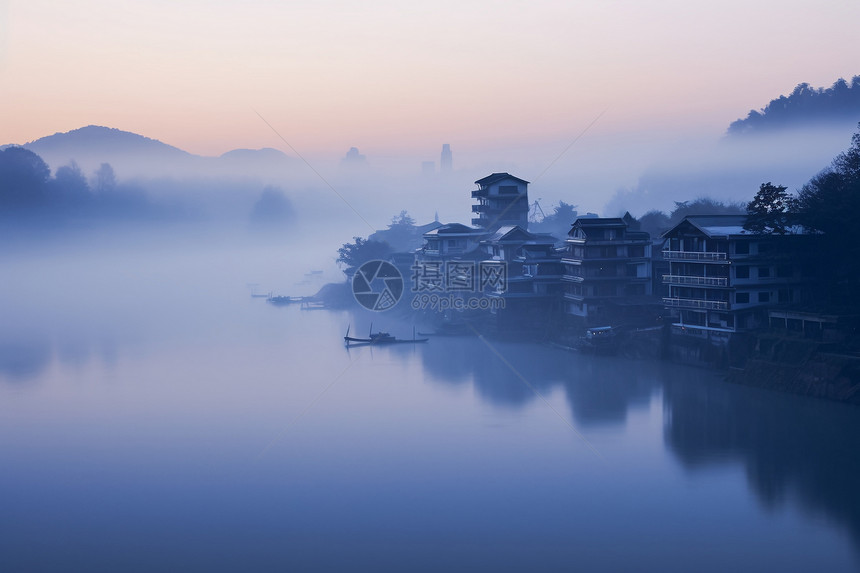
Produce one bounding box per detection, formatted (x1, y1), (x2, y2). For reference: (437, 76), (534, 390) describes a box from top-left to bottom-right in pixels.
(419, 223), (485, 260)
(479, 226), (563, 331)
(661, 215), (816, 339)
(471, 173), (529, 230)
(561, 216), (653, 326)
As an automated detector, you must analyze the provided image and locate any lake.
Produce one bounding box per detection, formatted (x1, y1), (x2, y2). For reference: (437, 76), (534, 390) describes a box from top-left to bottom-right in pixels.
(1, 237), (858, 572)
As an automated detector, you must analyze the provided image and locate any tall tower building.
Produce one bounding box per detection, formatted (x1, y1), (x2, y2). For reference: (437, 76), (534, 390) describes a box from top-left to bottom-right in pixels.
(440, 144), (452, 172)
(470, 173), (530, 231)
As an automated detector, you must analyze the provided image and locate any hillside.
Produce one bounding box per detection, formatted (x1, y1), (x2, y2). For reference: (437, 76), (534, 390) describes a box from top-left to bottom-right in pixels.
(728, 76), (860, 136)
(5, 125), (294, 179)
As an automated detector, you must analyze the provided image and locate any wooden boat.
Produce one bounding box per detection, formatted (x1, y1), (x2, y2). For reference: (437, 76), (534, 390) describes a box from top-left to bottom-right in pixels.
(344, 324), (428, 346)
(576, 326), (619, 354)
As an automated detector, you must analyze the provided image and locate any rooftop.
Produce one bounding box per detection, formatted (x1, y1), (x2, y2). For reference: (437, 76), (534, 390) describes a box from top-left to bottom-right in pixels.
(474, 173), (530, 186)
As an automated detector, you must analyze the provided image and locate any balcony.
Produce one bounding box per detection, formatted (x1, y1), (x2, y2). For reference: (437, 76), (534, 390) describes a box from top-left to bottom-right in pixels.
(663, 297), (728, 310)
(471, 188), (489, 198)
(662, 275), (728, 287)
(663, 250), (727, 262)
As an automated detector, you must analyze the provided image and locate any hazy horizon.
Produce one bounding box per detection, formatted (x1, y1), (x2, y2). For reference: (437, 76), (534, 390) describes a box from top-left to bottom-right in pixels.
(3, 1), (859, 154)
(3, 1), (860, 229)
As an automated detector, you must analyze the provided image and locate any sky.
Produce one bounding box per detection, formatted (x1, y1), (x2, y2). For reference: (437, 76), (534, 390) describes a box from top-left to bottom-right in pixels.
(2, 0), (858, 157)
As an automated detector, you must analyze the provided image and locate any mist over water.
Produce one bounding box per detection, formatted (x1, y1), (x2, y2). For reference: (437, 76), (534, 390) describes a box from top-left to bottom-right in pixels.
(1, 233), (860, 572)
(3, 113), (860, 572)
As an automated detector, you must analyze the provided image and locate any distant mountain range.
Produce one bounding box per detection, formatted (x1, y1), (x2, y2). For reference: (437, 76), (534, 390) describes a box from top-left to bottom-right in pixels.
(3, 125), (295, 179)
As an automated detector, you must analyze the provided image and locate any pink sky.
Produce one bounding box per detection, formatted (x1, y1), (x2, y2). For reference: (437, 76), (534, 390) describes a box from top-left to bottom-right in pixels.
(2, 0), (858, 162)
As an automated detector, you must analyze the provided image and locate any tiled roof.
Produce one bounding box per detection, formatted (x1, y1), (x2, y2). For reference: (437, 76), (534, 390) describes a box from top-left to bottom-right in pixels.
(474, 173), (530, 186)
(424, 223), (484, 236)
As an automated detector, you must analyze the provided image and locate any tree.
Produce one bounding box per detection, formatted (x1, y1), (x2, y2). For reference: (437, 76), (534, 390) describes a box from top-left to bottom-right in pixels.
(668, 197), (745, 227)
(744, 182), (794, 235)
(92, 163), (117, 194)
(529, 201), (579, 239)
(53, 161), (90, 196)
(369, 211), (419, 251)
(0, 147), (51, 208)
(793, 124), (860, 300)
(249, 186), (293, 229)
(336, 237), (393, 273)
(638, 209), (671, 238)
(390, 210), (415, 227)
(795, 125), (860, 236)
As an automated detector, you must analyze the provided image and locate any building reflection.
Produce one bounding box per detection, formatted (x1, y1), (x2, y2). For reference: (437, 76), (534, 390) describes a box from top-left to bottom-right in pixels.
(663, 375), (860, 551)
(421, 335), (860, 554)
(420, 335), (660, 425)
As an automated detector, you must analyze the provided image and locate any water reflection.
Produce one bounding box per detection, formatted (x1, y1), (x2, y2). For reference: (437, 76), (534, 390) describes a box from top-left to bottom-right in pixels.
(2, 243), (859, 571)
(663, 375), (860, 552)
(421, 335), (659, 426)
(0, 337), (51, 381)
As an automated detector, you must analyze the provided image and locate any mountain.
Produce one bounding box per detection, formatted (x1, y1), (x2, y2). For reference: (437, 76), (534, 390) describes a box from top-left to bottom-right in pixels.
(728, 76), (860, 136)
(8, 125), (295, 179)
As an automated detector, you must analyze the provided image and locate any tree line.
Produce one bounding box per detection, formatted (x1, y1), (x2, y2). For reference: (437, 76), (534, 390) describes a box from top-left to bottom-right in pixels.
(728, 76), (860, 136)
(0, 146), (294, 233)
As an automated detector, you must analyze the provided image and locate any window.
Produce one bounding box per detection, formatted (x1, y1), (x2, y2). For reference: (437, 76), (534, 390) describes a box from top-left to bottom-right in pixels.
(758, 292), (770, 303)
(758, 242), (772, 254)
(758, 266), (770, 278)
(629, 245), (645, 257)
(736, 292), (750, 304)
(736, 266), (749, 279)
(776, 265), (792, 278)
(735, 242), (749, 255)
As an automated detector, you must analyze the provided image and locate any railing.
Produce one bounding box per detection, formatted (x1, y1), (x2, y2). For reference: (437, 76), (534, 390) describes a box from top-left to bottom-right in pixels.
(663, 297), (728, 310)
(662, 275), (728, 287)
(663, 250), (727, 261)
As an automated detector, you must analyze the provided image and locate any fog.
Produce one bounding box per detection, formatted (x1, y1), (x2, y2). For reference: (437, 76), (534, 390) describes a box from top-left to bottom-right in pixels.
(16, 122), (857, 244)
(4, 119), (860, 571)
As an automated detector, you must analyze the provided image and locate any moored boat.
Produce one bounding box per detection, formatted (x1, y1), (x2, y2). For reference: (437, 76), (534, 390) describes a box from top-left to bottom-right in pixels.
(344, 325), (428, 346)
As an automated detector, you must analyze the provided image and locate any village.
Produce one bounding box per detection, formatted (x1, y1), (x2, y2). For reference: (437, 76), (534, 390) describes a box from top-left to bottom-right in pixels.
(332, 171), (860, 403)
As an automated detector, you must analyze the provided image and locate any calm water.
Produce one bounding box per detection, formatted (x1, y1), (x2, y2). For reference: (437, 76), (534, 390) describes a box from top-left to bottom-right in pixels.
(1, 240), (859, 572)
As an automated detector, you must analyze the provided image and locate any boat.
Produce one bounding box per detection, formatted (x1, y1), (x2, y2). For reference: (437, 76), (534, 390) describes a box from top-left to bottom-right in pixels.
(344, 324), (429, 346)
(576, 326), (619, 353)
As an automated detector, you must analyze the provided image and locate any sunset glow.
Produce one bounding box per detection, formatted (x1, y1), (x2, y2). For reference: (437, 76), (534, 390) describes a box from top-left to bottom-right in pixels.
(2, 0), (858, 159)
